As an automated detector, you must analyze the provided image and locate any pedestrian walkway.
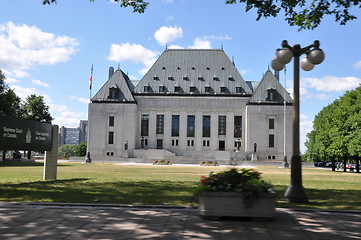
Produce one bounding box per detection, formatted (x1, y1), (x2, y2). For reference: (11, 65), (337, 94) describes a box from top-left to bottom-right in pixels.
(0, 203), (360, 240)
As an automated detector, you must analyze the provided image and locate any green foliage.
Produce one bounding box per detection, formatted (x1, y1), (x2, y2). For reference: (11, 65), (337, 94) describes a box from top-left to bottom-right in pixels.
(20, 94), (53, 123)
(0, 164), (361, 210)
(42, 0), (360, 30)
(76, 141), (87, 157)
(194, 168), (274, 207)
(226, 0), (361, 30)
(58, 145), (78, 158)
(0, 70), (21, 117)
(42, 0), (149, 13)
(305, 86), (361, 161)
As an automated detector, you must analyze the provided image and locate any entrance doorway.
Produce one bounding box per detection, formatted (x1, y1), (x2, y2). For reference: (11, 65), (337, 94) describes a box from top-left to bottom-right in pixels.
(219, 141), (225, 151)
(157, 139), (163, 149)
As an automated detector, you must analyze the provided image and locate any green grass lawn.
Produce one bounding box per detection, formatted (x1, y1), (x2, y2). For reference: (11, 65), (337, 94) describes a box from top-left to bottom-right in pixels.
(0, 161), (360, 210)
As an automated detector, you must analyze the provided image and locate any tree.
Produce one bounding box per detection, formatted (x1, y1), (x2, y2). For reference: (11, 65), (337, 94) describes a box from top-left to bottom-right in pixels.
(20, 94), (53, 159)
(305, 86), (361, 170)
(0, 70), (21, 117)
(42, 0), (361, 30)
(58, 144), (78, 159)
(42, 0), (149, 13)
(20, 94), (53, 124)
(226, 0), (361, 30)
(76, 141), (87, 157)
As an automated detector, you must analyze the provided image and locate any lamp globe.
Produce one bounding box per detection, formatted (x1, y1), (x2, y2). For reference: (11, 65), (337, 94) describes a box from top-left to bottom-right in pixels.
(308, 49), (325, 65)
(271, 57), (285, 71)
(300, 57), (314, 71)
(276, 48), (293, 64)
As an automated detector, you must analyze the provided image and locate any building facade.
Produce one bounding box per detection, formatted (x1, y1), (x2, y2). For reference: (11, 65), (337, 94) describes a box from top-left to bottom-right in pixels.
(58, 120), (88, 146)
(88, 49), (293, 161)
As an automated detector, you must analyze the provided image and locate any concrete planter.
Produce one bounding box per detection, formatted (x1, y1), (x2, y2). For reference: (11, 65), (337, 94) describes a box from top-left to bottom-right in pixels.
(198, 191), (276, 221)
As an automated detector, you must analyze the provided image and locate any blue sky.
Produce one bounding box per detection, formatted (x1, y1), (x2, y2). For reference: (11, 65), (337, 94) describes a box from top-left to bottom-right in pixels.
(1, 0), (361, 152)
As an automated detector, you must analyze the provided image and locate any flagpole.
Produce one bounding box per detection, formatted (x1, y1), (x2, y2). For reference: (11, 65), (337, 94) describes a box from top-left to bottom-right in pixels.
(85, 64), (93, 164)
(282, 66), (289, 168)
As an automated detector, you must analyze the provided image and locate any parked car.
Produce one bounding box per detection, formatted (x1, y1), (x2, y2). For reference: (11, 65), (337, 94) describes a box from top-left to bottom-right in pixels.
(314, 162), (326, 167)
(325, 162), (333, 167)
(346, 163), (356, 172)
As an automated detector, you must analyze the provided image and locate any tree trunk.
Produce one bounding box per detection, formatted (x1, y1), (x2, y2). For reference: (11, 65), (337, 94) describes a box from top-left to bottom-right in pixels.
(331, 157), (335, 171)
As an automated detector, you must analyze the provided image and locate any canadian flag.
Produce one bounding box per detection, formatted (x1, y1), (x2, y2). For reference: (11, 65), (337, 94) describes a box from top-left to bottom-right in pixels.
(89, 75), (92, 90)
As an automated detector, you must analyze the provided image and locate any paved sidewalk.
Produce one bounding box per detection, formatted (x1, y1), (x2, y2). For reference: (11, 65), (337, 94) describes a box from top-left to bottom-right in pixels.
(0, 203), (360, 240)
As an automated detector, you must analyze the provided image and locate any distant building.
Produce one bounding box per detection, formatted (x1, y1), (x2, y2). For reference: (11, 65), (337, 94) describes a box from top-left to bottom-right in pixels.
(88, 49), (293, 162)
(58, 120), (88, 146)
(79, 120), (88, 143)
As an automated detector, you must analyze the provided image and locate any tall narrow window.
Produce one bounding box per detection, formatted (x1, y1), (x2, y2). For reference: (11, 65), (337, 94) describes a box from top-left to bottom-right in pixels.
(234, 116), (242, 138)
(172, 115), (179, 137)
(108, 132), (114, 144)
(269, 118), (275, 129)
(203, 115), (211, 137)
(218, 115), (226, 135)
(109, 116), (114, 127)
(205, 86), (211, 93)
(141, 114), (149, 136)
(187, 115), (195, 137)
(267, 89), (278, 101)
(109, 88), (119, 99)
(156, 114), (164, 134)
(269, 134), (275, 148)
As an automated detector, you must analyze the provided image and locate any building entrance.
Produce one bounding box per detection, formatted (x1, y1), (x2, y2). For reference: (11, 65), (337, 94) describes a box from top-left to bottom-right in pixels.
(219, 141), (225, 151)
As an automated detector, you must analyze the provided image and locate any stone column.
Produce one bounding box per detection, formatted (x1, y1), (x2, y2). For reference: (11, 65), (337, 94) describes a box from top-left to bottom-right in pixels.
(43, 125), (58, 180)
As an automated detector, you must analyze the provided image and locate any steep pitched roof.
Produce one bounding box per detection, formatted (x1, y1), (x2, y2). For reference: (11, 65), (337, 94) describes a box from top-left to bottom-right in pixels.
(134, 49), (252, 95)
(92, 68), (135, 103)
(248, 69), (293, 104)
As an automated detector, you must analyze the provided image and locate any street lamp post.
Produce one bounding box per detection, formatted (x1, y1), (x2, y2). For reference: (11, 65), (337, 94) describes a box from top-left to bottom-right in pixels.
(271, 40), (325, 203)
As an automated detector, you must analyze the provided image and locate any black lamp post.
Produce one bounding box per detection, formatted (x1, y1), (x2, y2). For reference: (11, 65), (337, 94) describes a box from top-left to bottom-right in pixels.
(271, 40), (325, 203)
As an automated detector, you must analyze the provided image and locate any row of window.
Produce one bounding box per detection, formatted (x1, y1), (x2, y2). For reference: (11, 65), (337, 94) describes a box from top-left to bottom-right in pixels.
(107, 135), (274, 148)
(160, 66), (227, 71)
(107, 115), (275, 148)
(153, 75), (234, 81)
(141, 114), (242, 138)
(144, 85), (244, 94)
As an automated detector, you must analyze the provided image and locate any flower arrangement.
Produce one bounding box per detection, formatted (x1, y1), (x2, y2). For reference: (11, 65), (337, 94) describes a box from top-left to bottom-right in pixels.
(194, 168), (275, 208)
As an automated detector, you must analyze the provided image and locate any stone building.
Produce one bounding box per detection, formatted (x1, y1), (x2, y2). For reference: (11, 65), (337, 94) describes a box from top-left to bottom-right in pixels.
(88, 49), (293, 163)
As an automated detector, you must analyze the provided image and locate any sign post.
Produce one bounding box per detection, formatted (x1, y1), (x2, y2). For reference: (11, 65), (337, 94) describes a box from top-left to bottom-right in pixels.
(0, 116), (58, 180)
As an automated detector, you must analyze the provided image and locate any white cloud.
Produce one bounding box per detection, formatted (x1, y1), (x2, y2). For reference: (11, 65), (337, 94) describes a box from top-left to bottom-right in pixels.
(204, 35), (232, 41)
(353, 61), (361, 69)
(165, 16), (174, 22)
(0, 21), (79, 70)
(48, 104), (70, 112)
(4, 77), (20, 84)
(59, 111), (85, 118)
(32, 79), (50, 88)
(12, 70), (29, 78)
(49, 104), (87, 127)
(154, 26), (183, 46)
(239, 69), (253, 75)
(168, 44), (183, 49)
(52, 117), (85, 128)
(189, 37), (212, 49)
(107, 42), (159, 75)
(302, 75), (361, 92)
(10, 84), (51, 102)
(68, 95), (89, 104)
